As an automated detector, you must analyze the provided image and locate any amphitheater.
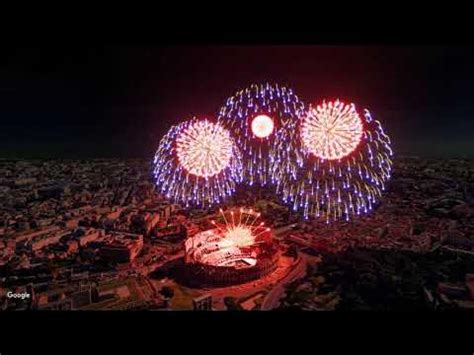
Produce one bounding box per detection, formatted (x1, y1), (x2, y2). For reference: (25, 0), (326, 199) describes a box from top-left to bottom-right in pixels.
(184, 228), (280, 286)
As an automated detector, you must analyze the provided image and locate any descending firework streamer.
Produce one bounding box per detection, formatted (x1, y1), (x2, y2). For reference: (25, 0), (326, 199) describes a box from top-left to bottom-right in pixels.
(273, 100), (393, 222)
(153, 118), (242, 207)
(218, 83), (305, 185)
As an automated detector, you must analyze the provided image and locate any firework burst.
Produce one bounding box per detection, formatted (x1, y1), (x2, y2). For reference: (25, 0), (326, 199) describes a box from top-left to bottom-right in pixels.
(211, 207), (270, 249)
(301, 101), (364, 160)
(272, 100), (393, 222)
(153, 118), (242, 207)
(218, 83), (305, 185)
(176, 120), (234, 178)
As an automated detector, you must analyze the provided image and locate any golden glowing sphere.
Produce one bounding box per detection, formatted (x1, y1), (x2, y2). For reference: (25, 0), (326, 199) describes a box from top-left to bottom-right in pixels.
(222, 226), (255, 248)
(251, 114), (274, 138)
(176, 120), (233, 177)
(301, 100), (363, 160)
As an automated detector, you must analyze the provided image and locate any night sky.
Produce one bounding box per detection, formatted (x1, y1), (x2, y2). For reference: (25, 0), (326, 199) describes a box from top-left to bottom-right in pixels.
(2, 45), (474, 159)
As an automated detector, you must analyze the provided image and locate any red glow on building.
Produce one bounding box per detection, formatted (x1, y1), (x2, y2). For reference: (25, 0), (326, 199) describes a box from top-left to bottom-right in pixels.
(184, 208), (279, 286)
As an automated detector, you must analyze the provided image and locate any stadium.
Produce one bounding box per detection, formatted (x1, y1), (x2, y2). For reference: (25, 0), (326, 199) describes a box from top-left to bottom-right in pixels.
(184, 208), (280, 286)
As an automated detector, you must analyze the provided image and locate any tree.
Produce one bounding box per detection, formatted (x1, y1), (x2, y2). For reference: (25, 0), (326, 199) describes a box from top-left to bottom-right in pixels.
(224, 297), (243, 311)
(160, 286), (175, 300)
(286, 244), (299, 258)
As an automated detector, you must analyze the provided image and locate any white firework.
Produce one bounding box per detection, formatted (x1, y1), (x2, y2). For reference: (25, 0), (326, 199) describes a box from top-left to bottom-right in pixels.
(176, 120), (233, 178)
(153, 118), (242, 207)
(301, 100), (363, 160)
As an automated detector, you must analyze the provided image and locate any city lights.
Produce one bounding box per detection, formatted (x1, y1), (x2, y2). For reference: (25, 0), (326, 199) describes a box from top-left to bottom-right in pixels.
(12, 44), (472, 315)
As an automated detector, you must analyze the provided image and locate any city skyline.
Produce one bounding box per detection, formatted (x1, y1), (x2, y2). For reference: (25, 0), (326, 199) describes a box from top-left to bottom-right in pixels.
(2, 156), (473, 311)
(1, 42), (473, 315)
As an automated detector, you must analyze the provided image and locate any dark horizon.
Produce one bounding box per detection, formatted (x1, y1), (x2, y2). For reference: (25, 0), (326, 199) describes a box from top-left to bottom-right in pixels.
(2, 45), (474, 159)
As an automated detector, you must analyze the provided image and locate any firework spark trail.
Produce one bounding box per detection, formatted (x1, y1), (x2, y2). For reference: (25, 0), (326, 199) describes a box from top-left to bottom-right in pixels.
(153, 118), (242, 207)
(216, 209), (269, 248)
(271, 100), (393, 222)
(301, 101), (363, 160)
(218, 83), (305, 186)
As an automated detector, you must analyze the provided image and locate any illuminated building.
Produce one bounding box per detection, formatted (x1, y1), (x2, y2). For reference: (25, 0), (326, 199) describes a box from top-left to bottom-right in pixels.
(99, 233), (144, 263)
(184, 208), (279, 286)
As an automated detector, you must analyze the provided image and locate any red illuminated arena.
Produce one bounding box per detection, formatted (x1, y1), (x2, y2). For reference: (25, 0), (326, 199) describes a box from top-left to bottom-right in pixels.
(184, 208), (280, 286)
